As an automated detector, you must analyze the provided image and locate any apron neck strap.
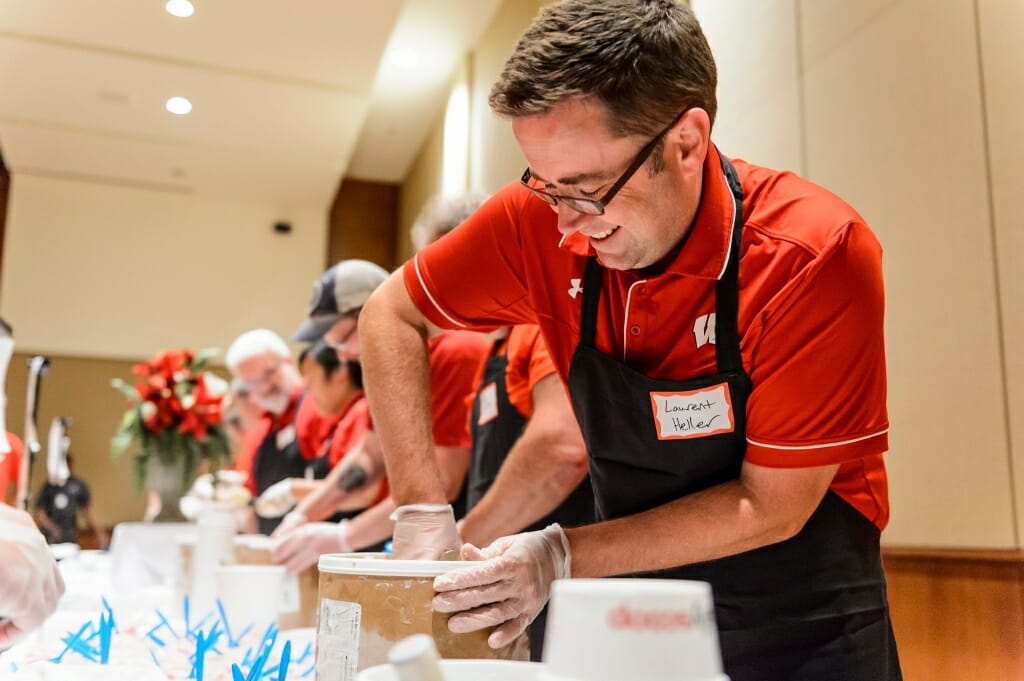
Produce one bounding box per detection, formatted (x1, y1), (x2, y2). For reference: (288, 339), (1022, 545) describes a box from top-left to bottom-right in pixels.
(577, 148), (746, 375)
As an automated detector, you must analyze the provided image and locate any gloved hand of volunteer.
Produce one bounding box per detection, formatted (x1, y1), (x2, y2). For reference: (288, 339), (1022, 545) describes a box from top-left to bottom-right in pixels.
(254, 478), (296, 518)
(432, 524), (570, 649)
(272, 508), (308, 538)
(390, 504), (460, 560)
(271, 521), (351, 574)
(0, 505), (66, 647)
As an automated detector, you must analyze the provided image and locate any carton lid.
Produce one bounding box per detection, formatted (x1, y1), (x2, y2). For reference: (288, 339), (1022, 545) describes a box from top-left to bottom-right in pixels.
(318, 552), (471, 577)
(233, 534), (273, 550)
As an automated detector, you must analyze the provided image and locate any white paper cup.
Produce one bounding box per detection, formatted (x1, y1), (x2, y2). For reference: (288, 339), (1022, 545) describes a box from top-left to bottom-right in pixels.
(541, 579), (728, 681)
(215, 564), (286, 636)
(190, 508), (236, 614)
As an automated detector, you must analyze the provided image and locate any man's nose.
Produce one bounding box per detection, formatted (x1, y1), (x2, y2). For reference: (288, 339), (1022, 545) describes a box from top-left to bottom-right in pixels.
(556, 203), (594, 235)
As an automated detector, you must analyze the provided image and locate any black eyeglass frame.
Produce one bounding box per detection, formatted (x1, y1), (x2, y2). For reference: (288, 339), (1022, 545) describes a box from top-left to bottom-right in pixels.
(520, 110), (688, 216)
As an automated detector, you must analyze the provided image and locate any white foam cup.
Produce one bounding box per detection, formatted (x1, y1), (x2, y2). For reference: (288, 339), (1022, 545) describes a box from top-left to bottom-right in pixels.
(215, 564), (286, 636)
(540, 579), (728, 681)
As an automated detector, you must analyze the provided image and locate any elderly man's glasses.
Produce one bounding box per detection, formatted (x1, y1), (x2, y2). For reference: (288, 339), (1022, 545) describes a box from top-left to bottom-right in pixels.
(520, 110), (687, 216)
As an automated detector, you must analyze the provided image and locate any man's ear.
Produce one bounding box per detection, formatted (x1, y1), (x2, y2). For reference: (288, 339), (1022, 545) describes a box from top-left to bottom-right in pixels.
(673, 108), (711, 175)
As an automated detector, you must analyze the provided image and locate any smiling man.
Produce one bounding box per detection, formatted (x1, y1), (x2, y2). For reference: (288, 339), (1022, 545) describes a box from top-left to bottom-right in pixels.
(358, 2), (900, 680)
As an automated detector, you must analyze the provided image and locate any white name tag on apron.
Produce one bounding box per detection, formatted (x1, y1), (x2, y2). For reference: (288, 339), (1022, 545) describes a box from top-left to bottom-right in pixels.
(477, 382), (499, 426)
(650, 383), (735, 440)
(276, 424), (296, 450)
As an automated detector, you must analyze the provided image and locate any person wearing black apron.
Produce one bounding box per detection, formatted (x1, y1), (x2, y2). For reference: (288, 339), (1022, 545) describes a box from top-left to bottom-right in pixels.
(465, 326), (595, 660)
(564, 156), (901, 681)
(252, 392), (330, 535)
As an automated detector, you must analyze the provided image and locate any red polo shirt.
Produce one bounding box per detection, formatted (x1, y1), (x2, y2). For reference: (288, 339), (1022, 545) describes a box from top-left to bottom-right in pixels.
(470, 325), (559, 422)
(403, 144), (891, 529)
(323, 394), (371, 468)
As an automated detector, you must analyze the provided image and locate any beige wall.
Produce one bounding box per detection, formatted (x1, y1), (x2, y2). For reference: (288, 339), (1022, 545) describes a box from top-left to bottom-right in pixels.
(978, 0), (1024, 547)
(0, 173), (327, 360)
(397, 0), (543, 264)
(402, 0), (1024, 549)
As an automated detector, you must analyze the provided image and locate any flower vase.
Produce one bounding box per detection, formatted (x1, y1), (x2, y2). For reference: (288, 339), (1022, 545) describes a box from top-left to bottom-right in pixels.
(144, 457), (188, 523)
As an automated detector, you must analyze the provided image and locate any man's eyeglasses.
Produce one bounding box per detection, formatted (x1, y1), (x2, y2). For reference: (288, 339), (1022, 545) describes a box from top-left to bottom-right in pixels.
(238, 363), (282, 392)
(520, 110), (687, 216)
(325, 315), (359, 355)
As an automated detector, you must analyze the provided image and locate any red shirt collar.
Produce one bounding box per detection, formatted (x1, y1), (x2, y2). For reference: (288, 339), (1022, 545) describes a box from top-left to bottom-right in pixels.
(558, 143), (735, 280)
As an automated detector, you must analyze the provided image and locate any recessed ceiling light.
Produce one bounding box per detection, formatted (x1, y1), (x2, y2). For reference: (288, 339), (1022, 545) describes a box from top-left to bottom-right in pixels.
(165, 96), (192, 115)
(165, 0), (194, 18)
(388, 47), (418, 70)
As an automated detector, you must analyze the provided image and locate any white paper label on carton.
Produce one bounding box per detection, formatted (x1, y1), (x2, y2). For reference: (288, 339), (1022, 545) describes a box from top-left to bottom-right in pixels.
(317, 598), (360, 681)
(279, 574), (300, 613)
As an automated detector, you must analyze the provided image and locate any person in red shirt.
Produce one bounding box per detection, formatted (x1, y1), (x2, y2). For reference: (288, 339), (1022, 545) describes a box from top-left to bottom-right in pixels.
(358, 2), (901, 680)
(253, 341), (381, 519)
(226, 328), (329, 535)
(269, 261), (489, 573)
(410, 197), (593, 549)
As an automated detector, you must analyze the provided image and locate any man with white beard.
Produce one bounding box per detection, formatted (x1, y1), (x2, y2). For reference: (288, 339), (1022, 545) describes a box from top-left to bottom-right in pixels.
(226, 329), (325, 534)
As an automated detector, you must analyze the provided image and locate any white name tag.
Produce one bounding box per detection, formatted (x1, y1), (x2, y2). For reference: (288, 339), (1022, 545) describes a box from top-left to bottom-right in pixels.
(476, 382), (499, 426)
(276, 424), (296, 450)
(650, 383), (735, 441)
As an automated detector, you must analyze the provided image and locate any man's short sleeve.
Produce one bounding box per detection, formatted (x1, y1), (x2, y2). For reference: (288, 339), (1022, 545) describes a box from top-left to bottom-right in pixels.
(403, 184), (537, 331)
(745, 222), (889, 466)
(505, 325), (559, 419)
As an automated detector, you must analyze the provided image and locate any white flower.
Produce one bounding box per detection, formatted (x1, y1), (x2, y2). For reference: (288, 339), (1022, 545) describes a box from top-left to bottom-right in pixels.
(141, 401), (157, 420)
(203, 372), (229, 398)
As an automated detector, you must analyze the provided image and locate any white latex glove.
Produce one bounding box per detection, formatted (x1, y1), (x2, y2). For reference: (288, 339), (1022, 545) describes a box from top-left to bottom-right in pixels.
(271, 521), (351, 574)
(432, 524), (570, 649)
(271, 509), (308, 538)
(0, 506), (66, 647)
(390, 504), (461, 560)
(254, 479), (296, 518)
(189, 473), (215, 500)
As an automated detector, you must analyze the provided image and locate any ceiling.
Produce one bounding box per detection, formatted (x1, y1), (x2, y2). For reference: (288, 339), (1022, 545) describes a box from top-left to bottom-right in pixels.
(0, 0), (504, 207)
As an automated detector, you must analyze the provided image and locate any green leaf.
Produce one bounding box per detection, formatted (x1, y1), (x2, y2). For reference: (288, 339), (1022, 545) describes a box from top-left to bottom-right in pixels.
(111, 378), (139, 401)
(191, 347), (220, 374)
(109, 432), (134, 459)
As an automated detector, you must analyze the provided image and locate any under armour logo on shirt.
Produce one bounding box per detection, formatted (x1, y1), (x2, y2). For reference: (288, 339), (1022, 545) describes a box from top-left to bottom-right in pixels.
(568, 278), (584, 299)
(693, 313), (716, 348)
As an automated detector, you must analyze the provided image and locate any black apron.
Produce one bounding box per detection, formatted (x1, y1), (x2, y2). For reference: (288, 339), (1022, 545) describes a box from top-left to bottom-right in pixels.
(253, 394), (329, 535)
(468, 336), (595, 661)
(566, 154), (901, 681)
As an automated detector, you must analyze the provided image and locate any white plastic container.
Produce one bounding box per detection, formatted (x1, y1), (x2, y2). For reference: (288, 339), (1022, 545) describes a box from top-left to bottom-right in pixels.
(215, 564), (286, 636)
(233, 534), (314, 629)
(540, 579), (728, 681)
(317, 553), (530, 676)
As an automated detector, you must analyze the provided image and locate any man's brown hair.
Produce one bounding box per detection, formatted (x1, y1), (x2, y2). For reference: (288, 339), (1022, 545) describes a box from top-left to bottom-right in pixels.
(490, 0), (717, 140)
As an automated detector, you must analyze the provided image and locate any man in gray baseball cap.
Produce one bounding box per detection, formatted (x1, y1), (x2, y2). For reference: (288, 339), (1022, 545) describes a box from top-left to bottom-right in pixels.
(293, 259), (389, 344)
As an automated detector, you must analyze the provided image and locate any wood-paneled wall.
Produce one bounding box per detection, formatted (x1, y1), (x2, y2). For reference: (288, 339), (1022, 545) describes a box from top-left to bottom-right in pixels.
(884, 548), (1024, 680)
(328, 178), (399, 271)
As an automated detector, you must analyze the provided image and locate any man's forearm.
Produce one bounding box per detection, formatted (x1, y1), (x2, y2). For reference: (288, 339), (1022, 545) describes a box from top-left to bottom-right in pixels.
(568, 461), (839, 578)
(460, 431), (587, 547)
(344, 496), (398, 551)
(295, 455), (384, 522)
(360, 275), (447, 505)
